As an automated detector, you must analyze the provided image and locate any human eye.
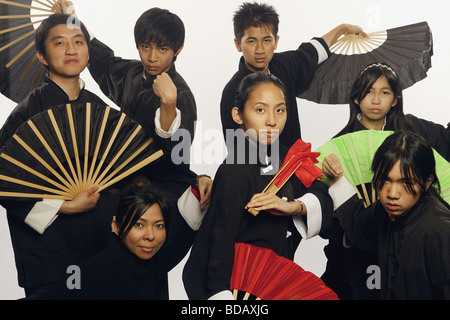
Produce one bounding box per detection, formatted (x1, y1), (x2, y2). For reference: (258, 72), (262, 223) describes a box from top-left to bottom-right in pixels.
(156, 223), (166, 230)
(140, 44), (150, 50)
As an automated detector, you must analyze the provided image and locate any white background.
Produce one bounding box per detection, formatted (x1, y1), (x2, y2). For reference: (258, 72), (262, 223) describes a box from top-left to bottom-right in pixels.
(0, 0), (449, 299)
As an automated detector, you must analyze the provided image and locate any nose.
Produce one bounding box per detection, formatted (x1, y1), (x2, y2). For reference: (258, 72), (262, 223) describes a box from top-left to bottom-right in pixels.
(66, 42), (77, 55)
(143, 227), (155, 242)
(386, 183), (400, 199)
(148, 49), (157, 62)
(265, 111), (276, 127)
(255, 41), (264, 53)
(371, 93), (381, 104)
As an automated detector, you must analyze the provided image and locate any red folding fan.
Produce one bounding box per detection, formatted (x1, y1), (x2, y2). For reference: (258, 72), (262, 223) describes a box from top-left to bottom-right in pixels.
(230, 243), (338, 300)
(248, 139), (323, 216)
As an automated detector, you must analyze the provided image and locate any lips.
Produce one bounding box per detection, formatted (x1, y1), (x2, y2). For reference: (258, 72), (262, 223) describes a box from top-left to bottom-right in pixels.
(385, 203), (400, 211)
(139, 246), (154, 253)
(65, 59), (79, 64)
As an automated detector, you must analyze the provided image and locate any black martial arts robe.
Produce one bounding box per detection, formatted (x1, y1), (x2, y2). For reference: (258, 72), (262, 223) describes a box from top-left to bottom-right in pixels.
(0, 77), (115, 292)
(336, 193), (450, 299)
(87, 38), (197, 192)
(26, 202), (197, 300)
(183, 136), (333, 300)
(322, 113), (450, 299)
(220, 38), (330, 149)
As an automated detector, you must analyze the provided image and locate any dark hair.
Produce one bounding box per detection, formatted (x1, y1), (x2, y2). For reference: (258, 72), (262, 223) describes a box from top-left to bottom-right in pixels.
(35, 14), (90, 58)
(337, 62), (413, 136)
(372, 131), (441, 200)
(233, 2), (279, 43)
(115, 176), (170, 240)
(134, 8), (185, 61)
(235, 71), (286, 112)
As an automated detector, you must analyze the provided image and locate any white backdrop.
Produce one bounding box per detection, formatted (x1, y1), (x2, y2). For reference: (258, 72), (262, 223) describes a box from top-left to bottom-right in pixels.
(0, 0), (449, 300)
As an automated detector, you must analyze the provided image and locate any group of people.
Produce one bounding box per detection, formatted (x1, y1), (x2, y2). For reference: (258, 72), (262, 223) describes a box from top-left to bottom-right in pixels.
(1, 0), (449, 300)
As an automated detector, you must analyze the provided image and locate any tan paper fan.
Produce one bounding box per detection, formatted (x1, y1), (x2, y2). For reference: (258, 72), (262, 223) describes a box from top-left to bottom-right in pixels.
(0, 102), (163, 200)
(300, 21), (433, 104)
(0, 0), (65, 102)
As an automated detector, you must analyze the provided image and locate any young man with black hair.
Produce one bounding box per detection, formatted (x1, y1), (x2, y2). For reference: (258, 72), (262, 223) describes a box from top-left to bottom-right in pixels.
(0, 14), (116, 296)
(221, 2), (366, 149)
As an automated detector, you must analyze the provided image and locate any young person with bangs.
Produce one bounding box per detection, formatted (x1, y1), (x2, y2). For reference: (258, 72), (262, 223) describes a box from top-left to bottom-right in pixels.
(59, 1), (199, 197)
(322, 131), (450, 299)
(183, 72), (334, 300)
(26, 175), (211, 300)
(220, 1), (367, 149)
(321, 63), (450, 300)
(0, 14), (116, 297)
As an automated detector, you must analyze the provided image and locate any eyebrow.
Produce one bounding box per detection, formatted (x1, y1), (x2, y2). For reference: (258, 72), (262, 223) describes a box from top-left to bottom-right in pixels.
(49, 34), (86, 41)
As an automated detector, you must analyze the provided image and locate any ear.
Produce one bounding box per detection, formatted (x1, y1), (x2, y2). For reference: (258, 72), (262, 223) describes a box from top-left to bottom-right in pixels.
(174, 43), (184, 57)
(391, 97), (398, 107)
(353, 98), (359, 106)
(425, 175), (434, 191)
(234, 38), (242, 52)
(111, 218), (120, 236)
(274, 35), (280, 50)
(36, 50), (48, 67)
(231, 107), (244, 125)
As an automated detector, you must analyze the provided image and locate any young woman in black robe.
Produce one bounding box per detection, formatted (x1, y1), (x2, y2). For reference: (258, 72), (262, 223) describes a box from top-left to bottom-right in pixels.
(321, 62), (450, 300)
(183, 72), (333, 300)
(323, 130), (450, 299)
(26, 176), (210, 300)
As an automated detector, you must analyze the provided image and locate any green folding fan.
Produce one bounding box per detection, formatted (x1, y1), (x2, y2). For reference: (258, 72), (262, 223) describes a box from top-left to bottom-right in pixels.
(314, 130), (450, 207)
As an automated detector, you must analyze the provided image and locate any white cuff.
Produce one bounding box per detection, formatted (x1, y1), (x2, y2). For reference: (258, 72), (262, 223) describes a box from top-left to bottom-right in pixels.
(293, 193), (322, 239)
(208, 290), (235, 300)
(329, 176), (357, 210)
(177, 187), (207, 230)
(154, 107), (181, 138)
(310, 39), (329, 64)
(24, 200), (63, 234)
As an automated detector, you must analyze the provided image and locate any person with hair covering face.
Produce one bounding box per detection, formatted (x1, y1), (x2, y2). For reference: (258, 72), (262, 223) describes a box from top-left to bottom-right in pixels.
(323, 131), (450, 300)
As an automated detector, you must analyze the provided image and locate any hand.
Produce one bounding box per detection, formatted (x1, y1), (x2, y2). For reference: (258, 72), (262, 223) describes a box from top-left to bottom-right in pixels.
(59, 186), (100, 215)
(245, 192), (301, 216)
(197, 176), (213, 209)
(322, 154), (344, 186)
(54, 0), (76, 15)
(153, 73), (177, 107)
(322, 23), (368, 47)
(153, 73), (178, 131)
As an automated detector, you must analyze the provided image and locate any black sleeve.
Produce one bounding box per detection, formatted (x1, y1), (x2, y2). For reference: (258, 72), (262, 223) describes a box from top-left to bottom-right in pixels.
(336, 194), (380, 253)
(87, 38), (135, 106)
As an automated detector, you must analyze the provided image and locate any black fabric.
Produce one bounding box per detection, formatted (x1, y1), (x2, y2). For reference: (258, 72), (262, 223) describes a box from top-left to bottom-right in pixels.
(183, 135), (333, 299)
(337, 193), (450, 299)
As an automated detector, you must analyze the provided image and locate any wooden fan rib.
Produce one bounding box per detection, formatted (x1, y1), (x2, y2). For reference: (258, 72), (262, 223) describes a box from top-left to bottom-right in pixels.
(0, 191), (70, 200)
(20, 53), (38, 80)
(344, 134), (371, 206)
(0, 0), (54, 13)
(90, 113), (126, 186)
(66, 104), (83, 190)
(82, 103), (91, 191)
(6, 40), (35, 68)
(0, 29), (35, 53)
(0, 14), (49, 19)
(33, 0), (54, 10)
(47, 108), (80, 192)
(0, 153), (74, 195)
(0, 174), (72, 198)
(0, 19), (45, 35)
(91, 125), (142, 187)
(87, 107), (111, 186)
(26, 120), (78, 194)
(99, 138), (153, 185)
(12, 133), (75, 194)
(97, 149), (164, 193)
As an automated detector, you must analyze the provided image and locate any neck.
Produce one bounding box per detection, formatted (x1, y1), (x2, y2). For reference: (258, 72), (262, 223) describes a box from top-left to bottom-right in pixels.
(49, 73), (81, 100)
(360, 117), (385, 131)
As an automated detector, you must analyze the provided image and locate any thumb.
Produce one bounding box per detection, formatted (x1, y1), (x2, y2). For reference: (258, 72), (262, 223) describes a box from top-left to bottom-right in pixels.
(86, 185), (100, 196)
